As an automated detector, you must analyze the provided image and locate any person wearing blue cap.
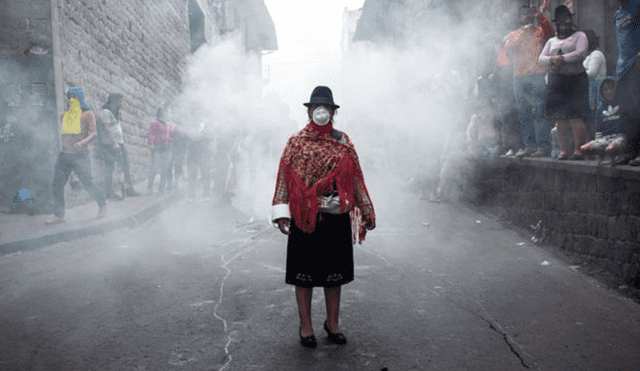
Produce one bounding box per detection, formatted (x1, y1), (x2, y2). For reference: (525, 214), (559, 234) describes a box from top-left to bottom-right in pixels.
(46, 87), (107, 224)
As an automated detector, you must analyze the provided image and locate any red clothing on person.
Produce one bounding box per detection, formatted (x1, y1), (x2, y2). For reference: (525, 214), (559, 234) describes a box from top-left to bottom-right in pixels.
(147, 119), (174, 146)
(503, 10), (555, 76)
(272, 121), (375, 244)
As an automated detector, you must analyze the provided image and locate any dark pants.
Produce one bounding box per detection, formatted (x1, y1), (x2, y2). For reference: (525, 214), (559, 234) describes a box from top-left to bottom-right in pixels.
(499, 106), (521, 151)
(148, 148), (170, 193)
(187, 142), (211, 199)
(101, 143), (133, 195)
(618, 58), (640, 157)
(168, 141), (187, 189)
(513, 74), (550, 151)
(52, 151), (106, 218)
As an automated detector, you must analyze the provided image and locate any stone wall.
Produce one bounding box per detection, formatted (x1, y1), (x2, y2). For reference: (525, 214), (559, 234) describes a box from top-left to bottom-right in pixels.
(53, 0), (193, 204)
(467, 157), (640, 288)
(0, 0), (58, 213)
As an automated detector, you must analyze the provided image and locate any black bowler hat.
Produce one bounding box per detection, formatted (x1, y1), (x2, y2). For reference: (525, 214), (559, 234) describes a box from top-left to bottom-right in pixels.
(552, 5), (573, 22)
(303, 86), (340, 109)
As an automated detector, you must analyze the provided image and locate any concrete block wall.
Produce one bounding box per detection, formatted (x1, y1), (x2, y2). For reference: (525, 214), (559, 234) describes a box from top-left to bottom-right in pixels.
(53, 0), (193, 207)
(468, 158), (640, 288)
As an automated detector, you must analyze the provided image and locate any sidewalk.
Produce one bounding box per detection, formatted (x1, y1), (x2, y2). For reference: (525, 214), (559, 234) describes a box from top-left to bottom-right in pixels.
(0, 191), (182, 256)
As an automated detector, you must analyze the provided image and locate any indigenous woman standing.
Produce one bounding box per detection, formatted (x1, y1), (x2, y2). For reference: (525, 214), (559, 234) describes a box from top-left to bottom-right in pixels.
(271, 86), (376, 348)
(539, 5), (589, 160)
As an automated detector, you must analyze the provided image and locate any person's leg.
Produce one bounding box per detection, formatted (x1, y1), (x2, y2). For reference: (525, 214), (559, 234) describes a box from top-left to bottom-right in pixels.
(324, 285), (342, 333)
(557, 119), (572, 160)
(159, 149), (170, 192)
(74, 152), (107, 211)
(148, 150), (158, 193)
(201, 150), (211, 199)
(514, 77), (536, 156)
(626, 117), (640, 164)
(296, 286), (314, 337)
(570, 118), (587, 159)
(502, 107), (520, 156)
(533, 75), (550, 156)
(187, 152), (198, 200)
(103, 148), (115, 196)
(175, 145), (186, 189)
(616, 59), (640, 163)
(119, 143), (133, 186)
(51, 153), (72, 219)
(167, 155), (175, 190)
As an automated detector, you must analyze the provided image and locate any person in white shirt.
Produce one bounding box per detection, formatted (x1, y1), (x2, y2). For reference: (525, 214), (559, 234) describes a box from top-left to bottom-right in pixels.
(583, 30), (607, 140)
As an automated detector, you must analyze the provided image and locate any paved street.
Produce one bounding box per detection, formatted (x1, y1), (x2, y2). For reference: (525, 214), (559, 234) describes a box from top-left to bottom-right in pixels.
(1, 177), (639, 370)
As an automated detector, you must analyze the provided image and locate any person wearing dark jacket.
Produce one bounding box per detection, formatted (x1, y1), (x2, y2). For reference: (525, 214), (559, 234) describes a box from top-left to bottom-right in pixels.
(579, 77), (630, 162)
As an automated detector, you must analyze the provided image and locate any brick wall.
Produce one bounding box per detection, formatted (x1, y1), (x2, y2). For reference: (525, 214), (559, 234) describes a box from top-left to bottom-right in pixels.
(0, 0), (57, 213)
(54, 0), (193, 206)
(467, 158), (640, 288)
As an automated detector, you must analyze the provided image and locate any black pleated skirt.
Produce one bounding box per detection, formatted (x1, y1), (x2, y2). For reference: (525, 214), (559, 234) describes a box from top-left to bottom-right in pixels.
(285, 212), (354, 288)
(545, 72), (589, 120)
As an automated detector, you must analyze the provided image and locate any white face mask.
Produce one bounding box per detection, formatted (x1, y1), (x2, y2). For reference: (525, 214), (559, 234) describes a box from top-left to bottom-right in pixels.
(312, 106), (331, 126)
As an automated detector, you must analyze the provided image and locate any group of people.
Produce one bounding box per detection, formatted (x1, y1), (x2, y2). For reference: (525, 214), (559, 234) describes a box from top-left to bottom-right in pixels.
(46, 88), (139, 224)
(45, 88), (223, 225)
(467, 0), (640, 167)
(146, 104), (225, 203)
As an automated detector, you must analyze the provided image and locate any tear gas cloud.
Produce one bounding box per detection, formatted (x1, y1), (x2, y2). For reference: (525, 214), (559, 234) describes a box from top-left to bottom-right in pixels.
(338, 0), (518, 184)
(166, 0), (519, 226)
(169, 33), (295, 222)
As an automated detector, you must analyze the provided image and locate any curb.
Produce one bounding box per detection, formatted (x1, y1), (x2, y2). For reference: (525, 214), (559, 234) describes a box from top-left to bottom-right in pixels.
(0, 193), (182, 256)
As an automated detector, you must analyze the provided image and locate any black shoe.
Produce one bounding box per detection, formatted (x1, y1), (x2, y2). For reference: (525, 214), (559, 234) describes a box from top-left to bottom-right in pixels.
(299, 328), (317, 348)
(323, 321), (347, 345)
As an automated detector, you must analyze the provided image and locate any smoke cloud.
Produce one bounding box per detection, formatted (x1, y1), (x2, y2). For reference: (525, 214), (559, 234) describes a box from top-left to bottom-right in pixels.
(171, 33), (294, 220)
(169, 0), (521, 222)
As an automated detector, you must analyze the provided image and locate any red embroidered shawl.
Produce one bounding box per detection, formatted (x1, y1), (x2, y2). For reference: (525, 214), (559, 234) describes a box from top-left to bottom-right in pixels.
(278, 122), (372, 240)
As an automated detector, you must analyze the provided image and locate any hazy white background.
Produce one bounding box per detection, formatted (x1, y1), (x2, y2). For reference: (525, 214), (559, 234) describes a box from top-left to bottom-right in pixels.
(262, 0), (365, 124)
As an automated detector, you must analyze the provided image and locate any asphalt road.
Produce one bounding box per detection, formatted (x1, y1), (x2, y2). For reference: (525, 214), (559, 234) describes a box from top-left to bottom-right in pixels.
(1, 181), (639, 370)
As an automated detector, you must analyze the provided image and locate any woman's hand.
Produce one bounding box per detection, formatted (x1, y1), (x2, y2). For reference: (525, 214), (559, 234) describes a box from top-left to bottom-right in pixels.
(550, 55), (564, 64)
(364, 214), (376, 231)
(277, 218), (290, 235)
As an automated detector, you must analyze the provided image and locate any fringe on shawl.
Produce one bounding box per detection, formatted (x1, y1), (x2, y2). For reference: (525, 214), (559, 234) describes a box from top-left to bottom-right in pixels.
(284, 152), (359, 235)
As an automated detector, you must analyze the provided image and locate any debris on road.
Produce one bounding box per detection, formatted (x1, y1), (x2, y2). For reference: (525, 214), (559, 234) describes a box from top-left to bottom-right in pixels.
(541, 261), (551, 266)
(530, 220), (547, 244)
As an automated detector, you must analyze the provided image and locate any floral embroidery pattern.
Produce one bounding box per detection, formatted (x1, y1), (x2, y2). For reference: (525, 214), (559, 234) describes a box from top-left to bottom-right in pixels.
(295, 273), (313, 282)
(294, 272), (346, 284)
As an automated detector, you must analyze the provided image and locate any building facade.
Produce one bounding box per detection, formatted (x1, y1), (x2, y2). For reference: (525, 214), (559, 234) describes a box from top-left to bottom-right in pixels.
(352, 0), (616, 76)
(0, 0), (275, 214)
